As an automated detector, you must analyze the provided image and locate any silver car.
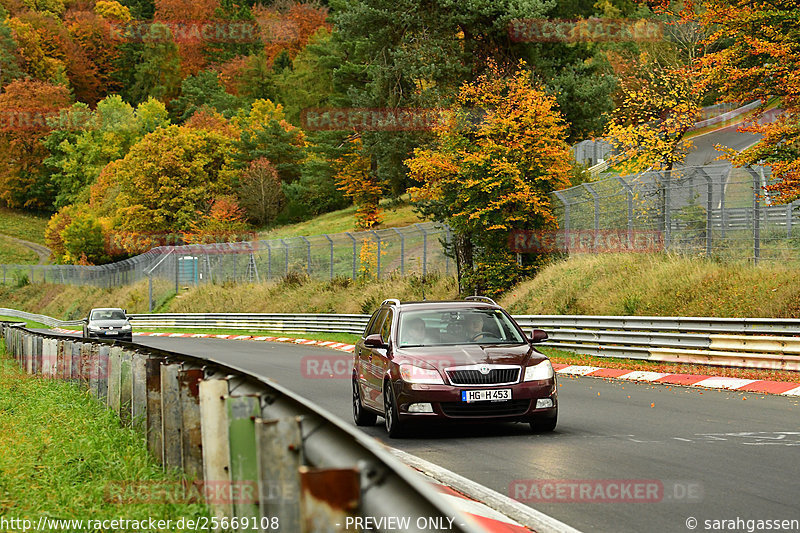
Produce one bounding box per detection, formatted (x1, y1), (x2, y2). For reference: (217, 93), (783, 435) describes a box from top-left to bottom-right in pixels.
(82, 308), (133, 342)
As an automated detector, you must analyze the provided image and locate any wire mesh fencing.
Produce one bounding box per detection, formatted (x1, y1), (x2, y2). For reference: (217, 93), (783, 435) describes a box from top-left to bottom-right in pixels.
(0, 222), (453, 310)
(546, 163), (800, 263)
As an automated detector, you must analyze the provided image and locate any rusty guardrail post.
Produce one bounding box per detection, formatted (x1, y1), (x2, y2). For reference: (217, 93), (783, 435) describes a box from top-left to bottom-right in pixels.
(132, 352), (148, 431)
(160, 362), (183, 470)
(299, 467), (360, 533)
(256, 417), (303, 531)
(146, 356), (165, 464)
(178, 367), (205, 480)
(97, 345), (111, 403)
(108, 347), (122, 414)
(119, 350), (133, 425)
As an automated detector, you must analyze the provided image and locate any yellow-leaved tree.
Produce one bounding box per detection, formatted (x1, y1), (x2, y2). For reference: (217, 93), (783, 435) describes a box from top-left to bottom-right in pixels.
(405, 61), (573, 296)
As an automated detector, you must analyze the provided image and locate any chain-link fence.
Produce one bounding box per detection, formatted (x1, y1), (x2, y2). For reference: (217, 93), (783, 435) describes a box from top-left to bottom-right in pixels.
(549, 163), (800, 263)
(0, 222), (453, 309)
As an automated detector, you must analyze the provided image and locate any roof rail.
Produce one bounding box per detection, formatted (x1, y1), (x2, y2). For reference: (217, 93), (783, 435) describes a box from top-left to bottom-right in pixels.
(465, 295), (498, 306)
(381, 299), (401, 307)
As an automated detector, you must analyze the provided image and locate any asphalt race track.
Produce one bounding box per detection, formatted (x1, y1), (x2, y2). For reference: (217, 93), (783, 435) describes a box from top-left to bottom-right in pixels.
(127, 337), (800, 533)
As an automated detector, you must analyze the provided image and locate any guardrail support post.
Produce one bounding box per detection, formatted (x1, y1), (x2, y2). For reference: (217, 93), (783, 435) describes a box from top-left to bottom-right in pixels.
(200, 378), (233, 521)
(132, 352), (148, 431)
(178, 367), (205, 480)
(226, 395), (262, 525)
(299, 467), (360, 533)
(145, 357), (164, 463)
(119, 351), (133, 424)
(256, 417), (303, 531)
(108, 347), (123, 414)
(160, 362), (183, 470)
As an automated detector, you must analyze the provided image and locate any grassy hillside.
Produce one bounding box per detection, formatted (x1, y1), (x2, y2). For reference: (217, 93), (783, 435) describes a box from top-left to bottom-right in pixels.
(0, 235), (38, 264)
(258, 198), (422, 240)
(500, 253), (800, 318)
(0, 208), (49, 244)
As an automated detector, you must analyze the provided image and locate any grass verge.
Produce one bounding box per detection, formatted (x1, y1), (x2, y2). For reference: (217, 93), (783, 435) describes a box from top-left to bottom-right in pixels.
(0, 316), (49, 329)
(0, 235), (38, 264)
(0, 339), (208, 526)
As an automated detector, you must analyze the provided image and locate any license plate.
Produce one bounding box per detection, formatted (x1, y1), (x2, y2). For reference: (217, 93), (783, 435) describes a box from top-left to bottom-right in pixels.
(104, 331), (118, 335)
(461, 389), (512, 403)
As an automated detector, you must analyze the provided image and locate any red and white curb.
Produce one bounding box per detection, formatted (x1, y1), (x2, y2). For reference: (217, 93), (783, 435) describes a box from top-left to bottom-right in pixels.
(392, 448), (581, 533)
(553, 363), (800, 397)
(53, 329), (357, 354)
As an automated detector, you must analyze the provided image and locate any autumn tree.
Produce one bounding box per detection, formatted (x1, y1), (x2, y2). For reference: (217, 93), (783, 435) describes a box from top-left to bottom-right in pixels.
(237, 157), (286, 225)
(694, 0), (800, 203)
(0, 79), (71, 210)
(233, 99), (306, 182)
(108, 125), (237, 233)
(605, 54), (701, 174)
(335, 138), (382, 230)
(406, 62), (573, 295)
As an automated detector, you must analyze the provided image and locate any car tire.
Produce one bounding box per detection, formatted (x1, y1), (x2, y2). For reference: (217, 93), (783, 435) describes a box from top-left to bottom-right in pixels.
(383, 381), (406, 438)
(529, 411), (557, 433)
(352, 376), (377, 426)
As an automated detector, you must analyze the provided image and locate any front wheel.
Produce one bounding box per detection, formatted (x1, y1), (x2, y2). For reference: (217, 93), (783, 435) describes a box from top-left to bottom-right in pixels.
(353, 377), (377, 426)
(529, 411), (557, 433)
(383, 382), (406, 438)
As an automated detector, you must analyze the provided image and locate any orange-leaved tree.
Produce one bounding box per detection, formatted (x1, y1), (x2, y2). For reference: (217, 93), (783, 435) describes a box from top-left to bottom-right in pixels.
(405, 61), (573, 296)
(335, 137), (382, 230)
(695, 0), (800, 202)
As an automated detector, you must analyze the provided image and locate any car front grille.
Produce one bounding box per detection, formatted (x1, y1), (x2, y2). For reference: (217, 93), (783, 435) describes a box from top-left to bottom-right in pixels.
(440, 399), (531, 417)
(446, 368), (520, 386)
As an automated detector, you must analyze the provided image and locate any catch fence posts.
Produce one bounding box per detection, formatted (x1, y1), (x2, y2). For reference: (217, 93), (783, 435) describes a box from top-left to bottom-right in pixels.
(552, 191), (570, 253)
(583, 183), (600, 252)
(345, 232), (356, 280)
(694, 167), (715, 256)
(415, 224), (428, 277)
(300, 236), (311, 276)
(265, 241), (272, 280)
(391, 228), (405, 276)
(664, 170), (672, 250)
(614, 177), (635, 247)
(282, 239), (289, 276)
(323, 234), (334, 280)
(744, 165), (762, 264)
(371, 231), (381, 280)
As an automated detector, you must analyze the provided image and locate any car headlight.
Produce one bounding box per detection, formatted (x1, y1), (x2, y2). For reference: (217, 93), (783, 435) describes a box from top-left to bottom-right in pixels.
(121, 324), (131, 330)
(523, 360), (554, 381)
(87, 325), (100, 331)
(399, 364), (444, 384)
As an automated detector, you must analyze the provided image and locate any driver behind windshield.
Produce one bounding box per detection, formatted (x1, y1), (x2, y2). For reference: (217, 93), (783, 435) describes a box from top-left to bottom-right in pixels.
(465, 313), (485, 340)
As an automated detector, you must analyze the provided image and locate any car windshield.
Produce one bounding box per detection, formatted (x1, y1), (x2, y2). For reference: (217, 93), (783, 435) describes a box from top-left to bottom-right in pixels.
(91, 310), (126, 321)
(398, 308), (526, 347)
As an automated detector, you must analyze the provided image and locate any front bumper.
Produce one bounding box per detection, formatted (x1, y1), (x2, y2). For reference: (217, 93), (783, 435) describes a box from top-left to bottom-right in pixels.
(393, 378), (558, 422)
(87, 330), (133, 342)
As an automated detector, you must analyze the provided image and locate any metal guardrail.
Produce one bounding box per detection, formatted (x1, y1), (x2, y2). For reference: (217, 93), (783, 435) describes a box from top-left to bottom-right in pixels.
(128, 313), (371, 335)
(513, 315), (800, 371)
(0, 308), (84, 328)
(10, 306), (800, 371)
(0, 324), (484, 533)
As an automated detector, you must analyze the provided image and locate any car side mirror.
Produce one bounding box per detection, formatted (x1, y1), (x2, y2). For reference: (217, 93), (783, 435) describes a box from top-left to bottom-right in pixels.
(83, 318), (89, 323)
(364, 334), (387, 348)
(530, 329), (548, 343)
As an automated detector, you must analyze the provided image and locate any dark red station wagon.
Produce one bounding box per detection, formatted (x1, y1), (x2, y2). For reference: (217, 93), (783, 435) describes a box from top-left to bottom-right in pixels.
(352, 297), (558, 437)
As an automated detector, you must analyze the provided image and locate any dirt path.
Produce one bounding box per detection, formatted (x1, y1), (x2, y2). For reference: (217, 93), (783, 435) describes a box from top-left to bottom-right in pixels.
(1, 235), (52, 264)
